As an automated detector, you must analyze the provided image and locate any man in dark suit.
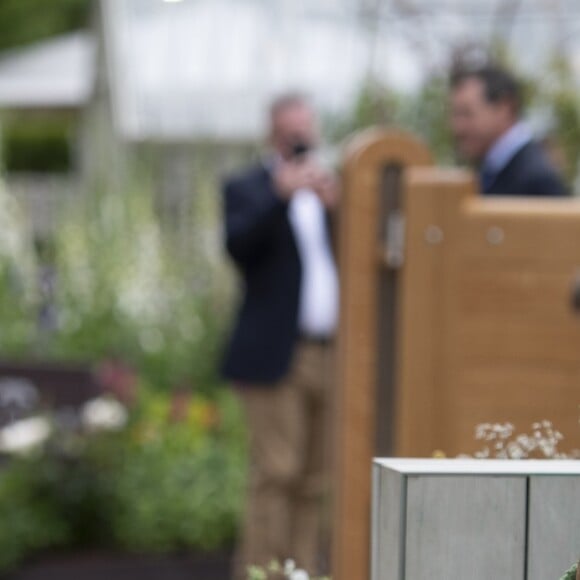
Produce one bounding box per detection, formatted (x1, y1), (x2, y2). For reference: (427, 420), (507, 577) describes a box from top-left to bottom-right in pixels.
(222, 94), (338, 577)
(449, 65), (569, 196)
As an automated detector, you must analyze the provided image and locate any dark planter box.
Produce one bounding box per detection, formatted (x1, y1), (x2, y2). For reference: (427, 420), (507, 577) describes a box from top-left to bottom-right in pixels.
(0, 360), (101, 427)
(4, 551), (233, 580)
(0, 360), (100, 406)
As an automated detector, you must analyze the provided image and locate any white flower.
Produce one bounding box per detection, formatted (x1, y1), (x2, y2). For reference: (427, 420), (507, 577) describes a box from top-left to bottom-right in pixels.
(0, 417), (51, 454)
(284, 560), (296, 575)
(289, 570), (310, 580)
(506, 442), (525, 459)
(464, 418), (578, 459)
(0, 379), (39, 410)
(81, 397), (128, 432)
(475, 423), (491, 439)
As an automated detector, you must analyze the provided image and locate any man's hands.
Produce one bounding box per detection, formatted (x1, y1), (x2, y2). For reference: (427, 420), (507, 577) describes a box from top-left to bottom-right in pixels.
(314, 171), (340, 210)
(273, 160), (340, 209)
(273, 159), (323, 199)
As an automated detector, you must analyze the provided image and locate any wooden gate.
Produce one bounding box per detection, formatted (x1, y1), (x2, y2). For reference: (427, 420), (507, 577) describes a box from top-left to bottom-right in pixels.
(332, 129), (580, 580)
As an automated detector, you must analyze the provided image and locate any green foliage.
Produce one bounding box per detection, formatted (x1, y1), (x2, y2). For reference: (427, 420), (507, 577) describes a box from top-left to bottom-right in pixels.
(326, 76), (454, 163)
(560, 563), (578, 580)
(0, 460), (71, 571)
(0, 176), (229, 392)
(392, 76), (455, 164)
(105, 391), (247, 552)
(3, 117), (73, 173)
(535, 57), (580, 186)
(0, 181), (39, 355)
(326, 79), (400, 140)
(0, 390), (247, 572)
(0, 0), (91, 53)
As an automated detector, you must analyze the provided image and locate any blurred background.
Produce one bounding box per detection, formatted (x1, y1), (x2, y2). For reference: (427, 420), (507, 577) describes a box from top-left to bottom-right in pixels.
(0, 0), (579, 578)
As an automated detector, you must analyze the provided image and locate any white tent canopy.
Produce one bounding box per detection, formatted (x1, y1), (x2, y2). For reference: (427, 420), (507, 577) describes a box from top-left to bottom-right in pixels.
(0, 33), (95, 109)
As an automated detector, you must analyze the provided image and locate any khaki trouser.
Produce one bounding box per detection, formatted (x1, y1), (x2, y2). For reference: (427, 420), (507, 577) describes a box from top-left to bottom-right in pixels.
(235, 341), (333, 578)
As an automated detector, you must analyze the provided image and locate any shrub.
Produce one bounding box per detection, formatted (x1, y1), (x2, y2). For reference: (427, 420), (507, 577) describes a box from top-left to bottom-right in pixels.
(0, 389), (247, 573)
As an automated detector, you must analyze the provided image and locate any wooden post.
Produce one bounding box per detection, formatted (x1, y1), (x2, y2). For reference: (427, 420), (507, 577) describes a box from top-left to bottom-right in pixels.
(332, 129), (433, 580)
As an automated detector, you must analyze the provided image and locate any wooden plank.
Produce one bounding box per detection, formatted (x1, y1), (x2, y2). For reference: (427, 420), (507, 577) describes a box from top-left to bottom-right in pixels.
(405, 475), (527, 580)
(445, 368), (580, 457)
(395, 169), (474, 457)
(391, 174), (442, 456)
(446, 194), (580, 457)
(397, 168), (580, 458)
(457, 263), (578, 321)
(528, 476), (580, 580)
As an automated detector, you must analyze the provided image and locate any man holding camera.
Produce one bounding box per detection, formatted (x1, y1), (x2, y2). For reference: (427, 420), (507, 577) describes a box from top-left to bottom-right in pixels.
(221, 94), (338, 577)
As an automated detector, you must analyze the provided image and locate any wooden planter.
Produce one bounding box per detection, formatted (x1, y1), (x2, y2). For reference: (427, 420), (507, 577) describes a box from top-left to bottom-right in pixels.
(5, 551), (233, 580)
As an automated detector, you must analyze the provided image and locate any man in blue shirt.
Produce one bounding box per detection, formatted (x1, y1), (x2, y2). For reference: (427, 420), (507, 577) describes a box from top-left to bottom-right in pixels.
(449, 65), (569, 197)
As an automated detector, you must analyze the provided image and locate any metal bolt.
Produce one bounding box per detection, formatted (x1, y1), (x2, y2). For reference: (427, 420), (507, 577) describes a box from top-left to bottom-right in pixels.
(487, 226), (505, 245)
(425, 225), (444, 245)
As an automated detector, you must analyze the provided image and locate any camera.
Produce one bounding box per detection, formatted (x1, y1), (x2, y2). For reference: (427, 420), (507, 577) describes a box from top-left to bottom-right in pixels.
(290, 141), (311, 161)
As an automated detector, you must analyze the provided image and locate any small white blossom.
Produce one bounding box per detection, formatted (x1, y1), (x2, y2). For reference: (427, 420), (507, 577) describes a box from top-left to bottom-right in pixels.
(81, 397), (128, 432)
(289, 570), (310, 580)
(0, 417), (51, 454)
(284, 560), (296, 575)
(464, 419), (579, 459)
(506, 442), (525, 459)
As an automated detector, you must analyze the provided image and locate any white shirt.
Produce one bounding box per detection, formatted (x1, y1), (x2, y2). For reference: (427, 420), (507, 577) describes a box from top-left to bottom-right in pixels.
(288, 188), (339, 338)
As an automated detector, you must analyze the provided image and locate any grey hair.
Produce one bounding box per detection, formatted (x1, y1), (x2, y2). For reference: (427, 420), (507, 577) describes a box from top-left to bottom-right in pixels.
(269, 92), (311, 119)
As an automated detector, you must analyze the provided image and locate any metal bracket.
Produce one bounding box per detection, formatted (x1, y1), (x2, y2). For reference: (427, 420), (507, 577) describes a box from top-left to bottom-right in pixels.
(385, 209), (406, 269)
